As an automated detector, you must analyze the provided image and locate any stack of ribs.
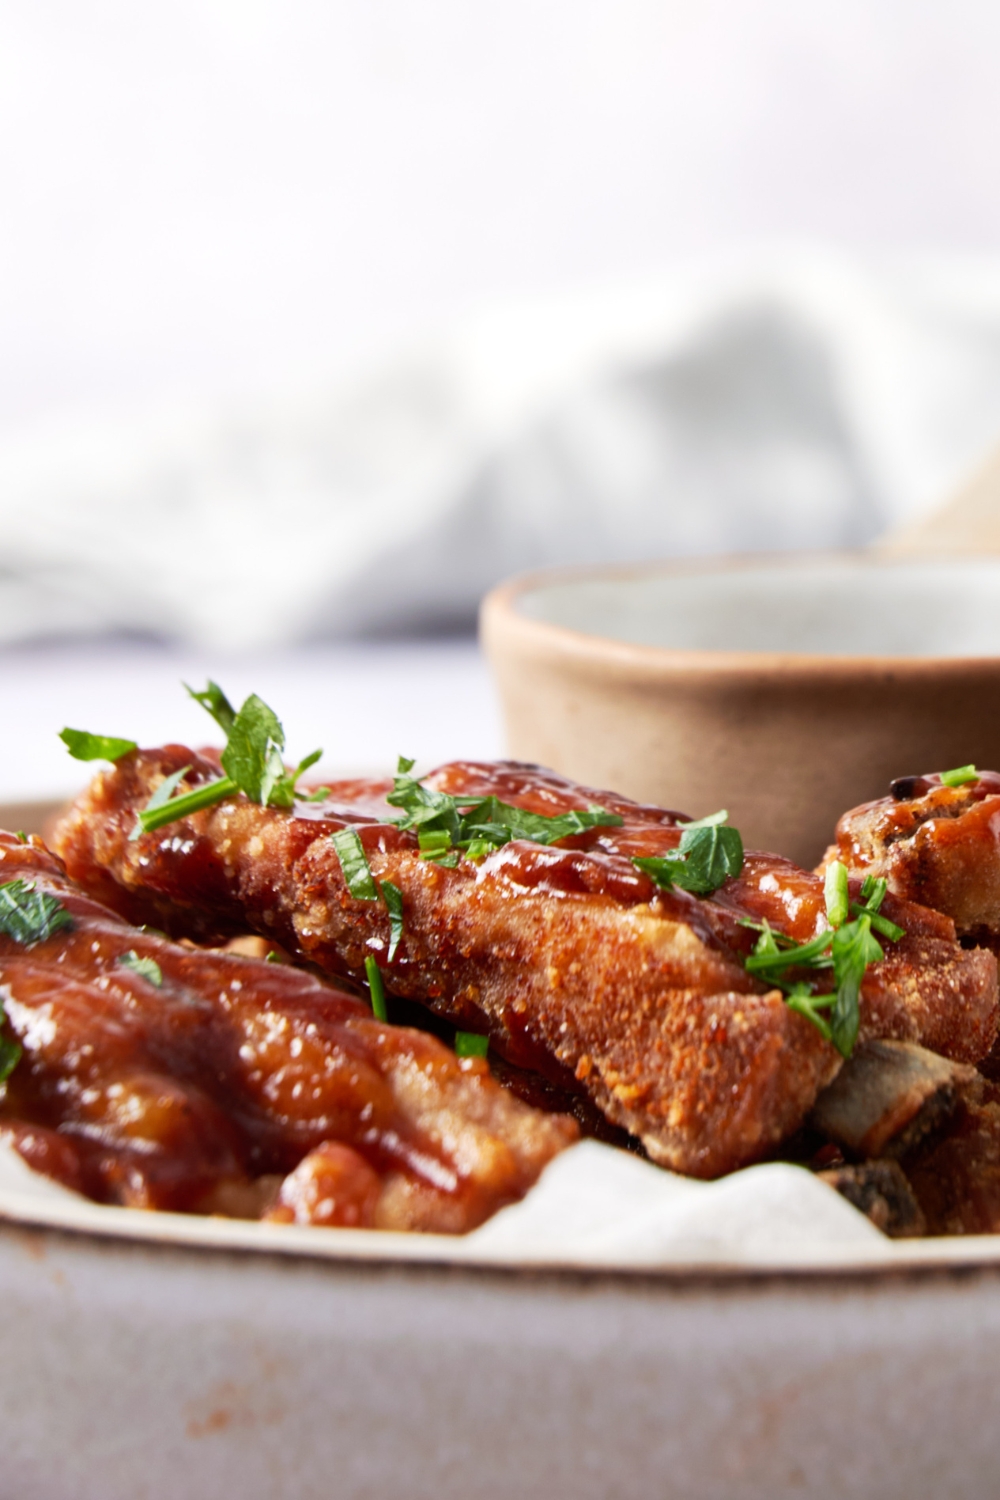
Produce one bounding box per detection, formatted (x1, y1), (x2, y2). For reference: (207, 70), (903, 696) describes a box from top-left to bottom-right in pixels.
(826, 771), (1000, 1234)
(0, 834), (575, 1232)
(40, 749), (1000, 1230)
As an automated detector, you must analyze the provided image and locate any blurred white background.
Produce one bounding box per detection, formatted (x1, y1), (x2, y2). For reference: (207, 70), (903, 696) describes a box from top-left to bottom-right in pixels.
(4, 1), (1000, 787)
(5, 1), (1000, 422)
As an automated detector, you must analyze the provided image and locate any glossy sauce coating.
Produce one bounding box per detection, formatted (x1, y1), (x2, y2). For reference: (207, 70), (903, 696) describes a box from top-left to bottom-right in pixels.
(0, 834), (575, 1229)
(54, 752), (999, 1177)
(832, 770), (1000, 943)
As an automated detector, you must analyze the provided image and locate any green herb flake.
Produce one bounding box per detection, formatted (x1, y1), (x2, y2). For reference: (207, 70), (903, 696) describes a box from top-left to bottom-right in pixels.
(824, 860), (850, 929)
(134, 775), (238, 838)
(418, 829), (453, 861)
(0, 880), (73, 946)
(941, 764), (978, 788)
(849, 902), (905, 943)
(0, 993), (21, 1082)
(859, 873), (887, 911)
(302, 786), (332, 803)
(381, 880), (404, 961)
(14, 832), (27, 845)
(365, 955), (389, 1022)
(189, 681), (321, 811)
(744, 924), (834, 980)
(829, 915), (882, 1058)
(386, 764), (624, 860)
(331, 828), (378, 901)
(633, 820), (744, 897)
(678, 808), (730, 830)
(455, 1031), (489, 1059)
(743, 865), (906, 1058)
(60, 728), (138, 763)
(117, 950), (163, 987)
(184, 680), (236, 734)
(0, 1032), (21, 1084)
(220, 694), (288, 806)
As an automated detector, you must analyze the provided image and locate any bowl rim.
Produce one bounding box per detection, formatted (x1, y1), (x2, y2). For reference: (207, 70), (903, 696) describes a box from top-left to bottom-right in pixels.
(480, 553), (1000, 679)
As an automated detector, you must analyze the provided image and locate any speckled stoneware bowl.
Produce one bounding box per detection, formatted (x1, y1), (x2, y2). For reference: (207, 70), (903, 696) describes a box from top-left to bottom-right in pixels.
(480, 555), (1000, 867)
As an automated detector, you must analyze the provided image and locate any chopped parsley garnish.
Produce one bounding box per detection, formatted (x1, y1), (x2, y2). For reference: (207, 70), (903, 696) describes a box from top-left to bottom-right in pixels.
(823, 859), (849, 929)
(117, 951), (163, 987)
(940, 763), (978, 788)
(382, 881), (404, 961)
(132, 774), (240, 838)
(218, 694), (321, 810)
(113, 681), (323, 836)
(60, 728), (138, 763)
(365, 955), (388, 1022)
(455, 1031), (489, 1058)
(0, 880), (73, 946)
(632, 812), (744, 896)
(184, 679), (236, 734)
(332, 833), (405, 958)
(0, 1012), (20, 1084)
(386, 756), (623, 861)
(742, 861), (903, 1058)
(331, 828), (378, 901)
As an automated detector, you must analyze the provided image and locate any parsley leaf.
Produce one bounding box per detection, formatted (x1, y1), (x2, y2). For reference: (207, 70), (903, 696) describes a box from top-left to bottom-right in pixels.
(743, 866), (903, 1059)
(0, 1022), (20, 1083)
(0, 880), (73, 946)
(184, 680), (236, 734)
(824, 860), (850, 928)
(135, 775), (239, 836)
(633, 821), (744, 897)
(220, 694), (287, 806)
(941, 763), (978, 788)
(382, 880), (404, 961)
(365, 955), (388, 1022)
(331, 828), (378, 901)
(141, 765), (192, 815)
(60, 728), (137, 763)
(386, 763), (623, 859)
(118, 950), (163, 987)
(418, 829), (454, 861)
(134, 682), (324, 835)
(455, 1031), (489, 1058)
(829, 915), (881, 1057)
(678, 808), (730, 829)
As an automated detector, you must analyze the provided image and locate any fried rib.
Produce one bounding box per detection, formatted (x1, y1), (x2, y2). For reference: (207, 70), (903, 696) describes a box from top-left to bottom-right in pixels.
(830, 770), (1000, 945)
(53, 752), (999, 1178)
(0, 834), (574, 1230)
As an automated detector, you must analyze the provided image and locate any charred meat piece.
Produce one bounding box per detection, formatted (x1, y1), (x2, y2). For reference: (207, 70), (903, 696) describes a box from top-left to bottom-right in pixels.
(809, 1039), (972, 1160)
(817, 1160), (926, 1239)
(829, 769), (1000, 944)
(0, 834), (575, 1231)
(902, 1072), (1000, 1236)
(53, 752), (998, 1179)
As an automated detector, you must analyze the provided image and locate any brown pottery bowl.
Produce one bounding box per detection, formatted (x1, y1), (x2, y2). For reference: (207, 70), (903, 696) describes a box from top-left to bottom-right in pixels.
(480, 555), (1000, 867)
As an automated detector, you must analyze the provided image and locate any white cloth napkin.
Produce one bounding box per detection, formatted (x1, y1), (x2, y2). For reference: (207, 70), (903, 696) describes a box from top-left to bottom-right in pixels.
(4, 255), (1000, 649)
(469, 1140), (885, 1264)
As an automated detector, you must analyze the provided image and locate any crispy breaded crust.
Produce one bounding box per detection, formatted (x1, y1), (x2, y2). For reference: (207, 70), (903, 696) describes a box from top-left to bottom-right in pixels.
(0, 834), (575, 1231)
(54, 751), (999, 1177)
